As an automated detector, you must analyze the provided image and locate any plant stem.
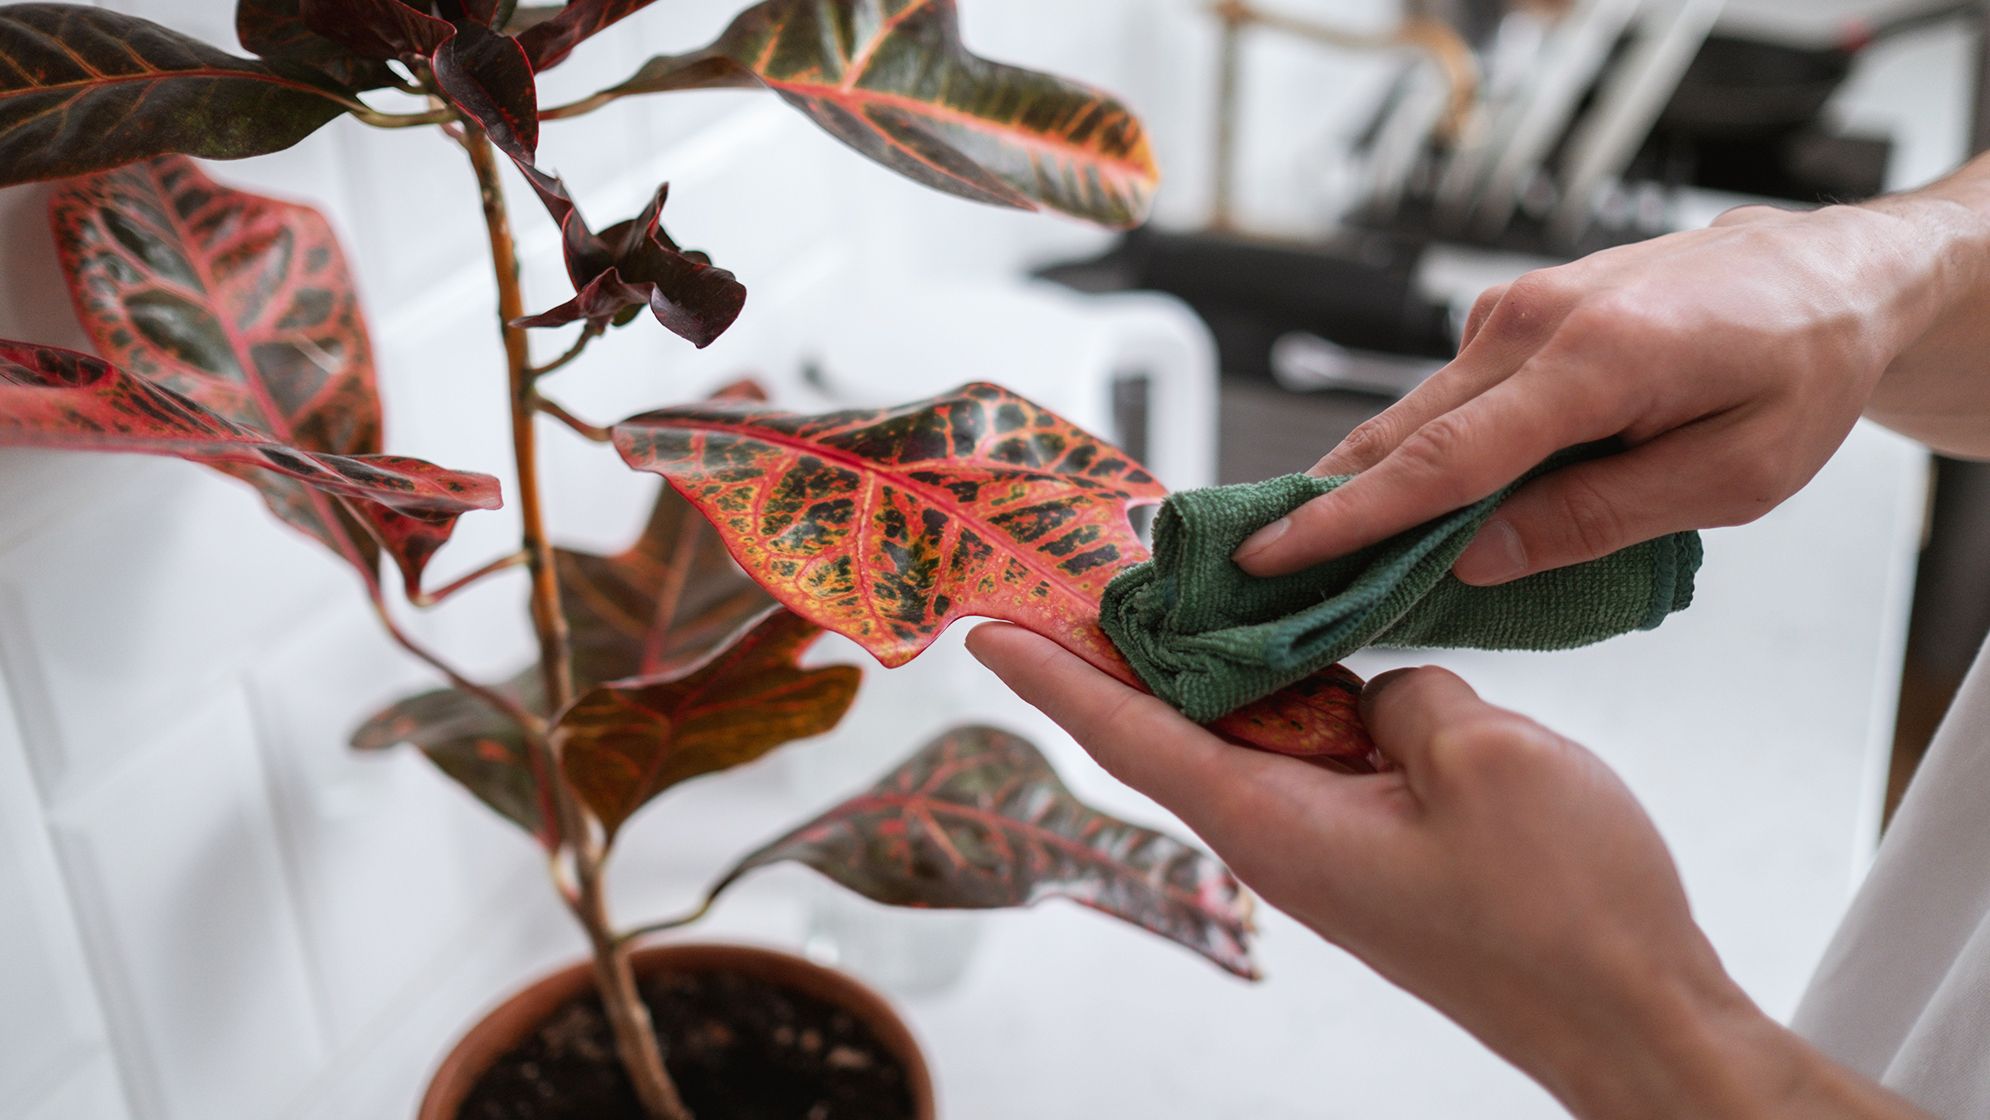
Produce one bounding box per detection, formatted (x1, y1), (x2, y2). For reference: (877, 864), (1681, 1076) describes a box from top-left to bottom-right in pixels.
(535, 394), (617, 443)
(410, 549), (531, 608)
(527, 323), (604, 377)
(462, 127), (694, 1120)
(369, 597), (544, 736)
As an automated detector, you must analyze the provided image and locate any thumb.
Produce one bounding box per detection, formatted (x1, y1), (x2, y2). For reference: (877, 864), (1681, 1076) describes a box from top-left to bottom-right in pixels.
(1451, 434), (1722, 585)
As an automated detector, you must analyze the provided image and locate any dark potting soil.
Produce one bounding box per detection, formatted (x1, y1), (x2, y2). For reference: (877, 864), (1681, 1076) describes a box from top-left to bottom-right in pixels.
(457, 968), (917, 1120)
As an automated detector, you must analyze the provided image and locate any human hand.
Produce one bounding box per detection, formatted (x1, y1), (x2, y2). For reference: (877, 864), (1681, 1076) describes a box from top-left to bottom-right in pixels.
(1234, 203), (1961, 584)
(967, 623), (1928, 1120)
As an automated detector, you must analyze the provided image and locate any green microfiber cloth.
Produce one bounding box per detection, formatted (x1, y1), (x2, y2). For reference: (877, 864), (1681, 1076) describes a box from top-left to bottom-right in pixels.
(1100, 458), (1702, 722)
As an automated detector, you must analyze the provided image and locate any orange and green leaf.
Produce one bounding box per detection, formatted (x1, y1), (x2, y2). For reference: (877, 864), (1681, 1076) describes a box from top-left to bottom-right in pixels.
(611, 383), (1375, 763)
(613, 0), (1158, 228)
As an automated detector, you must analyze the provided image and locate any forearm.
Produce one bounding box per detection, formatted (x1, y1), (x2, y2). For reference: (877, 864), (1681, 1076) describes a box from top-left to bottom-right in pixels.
(1540, 977), (1932, 1120)
(1858, 151), (1990, 459)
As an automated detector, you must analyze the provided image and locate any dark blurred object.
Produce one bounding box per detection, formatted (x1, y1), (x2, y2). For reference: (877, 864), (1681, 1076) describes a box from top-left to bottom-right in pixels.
(1659, 0), (1975, 143)
(1039, 227), (1457, 381)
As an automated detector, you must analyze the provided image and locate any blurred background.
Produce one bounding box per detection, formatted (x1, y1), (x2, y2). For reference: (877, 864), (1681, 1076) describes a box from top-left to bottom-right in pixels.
(0, 1), (1986, 1117)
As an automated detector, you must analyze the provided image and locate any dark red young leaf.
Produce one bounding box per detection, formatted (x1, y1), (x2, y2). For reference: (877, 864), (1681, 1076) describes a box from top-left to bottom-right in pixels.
(351, 683), (557, 846)
(610, 383), (1375, 762)
(613, 0), (1159, 228)
(0, 4), (351, 188)
(50, 156), (496, 596)
(517, 0), (655, 70)
(708, 724), (1258, 977)
(431, 23), (541, 164)
(0, 341), (499, 541)
(515, 185), (747, 348)
(560, 609), (861, 838)
(299, 0), (453, 61)
(236, 0), (399, 88)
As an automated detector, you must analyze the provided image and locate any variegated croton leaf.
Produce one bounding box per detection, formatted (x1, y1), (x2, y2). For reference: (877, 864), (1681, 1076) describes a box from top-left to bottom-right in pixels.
(0, 5), (354, 188)
(610, 383), (1376, 764)
(612, 0), (1159, 228)
(706, 724), (1258, 977)
(0, 340), (498, 542)
(48, 156), (496, 596)
(560, 609), (861, 838)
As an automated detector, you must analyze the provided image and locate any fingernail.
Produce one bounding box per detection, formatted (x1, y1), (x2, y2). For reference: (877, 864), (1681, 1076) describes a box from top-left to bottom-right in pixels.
(1359, 668), (1415, 719)
(1454, 518), (1527, 586)
(1235, 516), (1291, 562)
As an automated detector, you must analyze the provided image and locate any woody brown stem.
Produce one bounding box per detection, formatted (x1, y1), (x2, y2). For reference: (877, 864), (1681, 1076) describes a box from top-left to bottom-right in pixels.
(462, 127), (694, 1120)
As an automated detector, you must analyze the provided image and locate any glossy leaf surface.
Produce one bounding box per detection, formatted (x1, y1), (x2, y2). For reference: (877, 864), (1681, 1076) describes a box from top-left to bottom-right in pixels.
(617, 0), (1158, 228)
(236, 0), (398, 88)
(351, 684), (554, 844)
(612, 382), (1161, 670)
(561, 610), (860, 837)
(612, 383), (1374, 762)
(517, 0), (655, 70)
(712, 725), (1257, 977)
(0, 4), (350, 187)
(51, 156), (496, 594)
(0, 340), (499, 538)
(516, 185), (746, 347)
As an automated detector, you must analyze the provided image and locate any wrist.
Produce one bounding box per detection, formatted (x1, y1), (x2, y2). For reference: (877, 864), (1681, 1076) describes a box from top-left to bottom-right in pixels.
(1855, 180), (1990, 366)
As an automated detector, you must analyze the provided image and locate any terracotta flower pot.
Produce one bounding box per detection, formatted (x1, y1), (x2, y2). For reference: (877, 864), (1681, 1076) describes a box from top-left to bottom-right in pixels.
(419, 942), (937, 1120)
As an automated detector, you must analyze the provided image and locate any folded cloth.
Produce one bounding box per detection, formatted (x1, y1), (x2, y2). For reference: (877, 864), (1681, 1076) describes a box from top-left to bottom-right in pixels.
(1100, 459), (1703, 722)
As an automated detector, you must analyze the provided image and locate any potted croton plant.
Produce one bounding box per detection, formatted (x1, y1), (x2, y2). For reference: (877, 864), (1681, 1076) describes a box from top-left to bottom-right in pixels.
(0, 1), (1375, 1116)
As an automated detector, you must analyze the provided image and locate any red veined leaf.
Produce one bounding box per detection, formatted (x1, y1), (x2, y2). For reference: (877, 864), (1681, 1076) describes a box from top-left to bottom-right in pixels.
(300, 0), (453, 61)
(236, 0), (400, 89)
(1212, 665), (1378, 770)
(0, 4), (351, 188)
(612, 0), (1158, 228)
(556, 473), (779, 689)
(611, 382), (1161, 671)
(351, 683), (557, 846)
(517, 0), (654, 70)
(50, 156), (495, 596)
(515, 184), (746, 348)
(610, 383), (1376, 762)
(706, 724), (1258, 978)
(560, 609), (861, 839)
(431, 22), (541, 164)
(0, 341), (499, 537)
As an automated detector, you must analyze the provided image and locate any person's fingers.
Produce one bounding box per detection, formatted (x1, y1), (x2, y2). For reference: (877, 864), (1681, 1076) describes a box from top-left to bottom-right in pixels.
(964, 624), (1293, 825)
(1358, 666), (1491, 775)
(1311, 279), (1558, 479)
(1450, 417), (1754, 586)
(1236, 364), (1622, 576)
